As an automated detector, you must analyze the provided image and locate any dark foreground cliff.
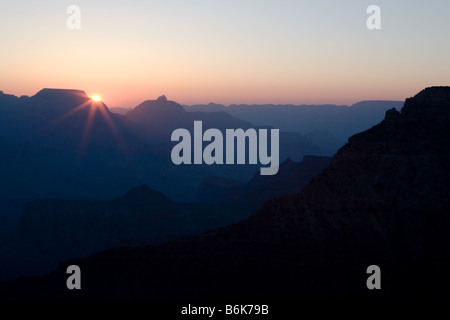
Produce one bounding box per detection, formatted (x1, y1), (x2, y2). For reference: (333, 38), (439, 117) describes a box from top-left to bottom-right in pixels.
(1, 87), (450, 300)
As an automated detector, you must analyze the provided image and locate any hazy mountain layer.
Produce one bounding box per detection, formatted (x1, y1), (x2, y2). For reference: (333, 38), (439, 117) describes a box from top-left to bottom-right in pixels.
(185, 100), (404, 142)
(1, 87), (444, 299)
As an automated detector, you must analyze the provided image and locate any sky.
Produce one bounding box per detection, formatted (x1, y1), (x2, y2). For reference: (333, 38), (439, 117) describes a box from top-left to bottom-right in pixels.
(0, 0), (450, 108)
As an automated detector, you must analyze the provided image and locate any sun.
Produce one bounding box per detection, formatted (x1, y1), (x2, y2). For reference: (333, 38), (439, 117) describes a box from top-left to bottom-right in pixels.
(51, 91), (124, 159)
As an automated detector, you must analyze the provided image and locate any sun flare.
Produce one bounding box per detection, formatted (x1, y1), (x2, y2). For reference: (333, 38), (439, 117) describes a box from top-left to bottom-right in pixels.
(91, 95), (101, 102)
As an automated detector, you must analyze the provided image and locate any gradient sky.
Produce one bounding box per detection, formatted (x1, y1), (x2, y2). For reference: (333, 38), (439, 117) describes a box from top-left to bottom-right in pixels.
(1, 0), (450, 107)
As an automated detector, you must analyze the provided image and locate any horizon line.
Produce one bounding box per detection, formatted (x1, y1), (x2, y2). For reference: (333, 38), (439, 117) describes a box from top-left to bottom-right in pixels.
(1, 88), (405, 109)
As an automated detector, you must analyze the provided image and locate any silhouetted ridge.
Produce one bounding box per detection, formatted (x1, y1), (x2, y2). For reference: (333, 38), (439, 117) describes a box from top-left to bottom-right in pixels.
(33, 88), (89, 100)
(126, 95), (186, 122)
(185, 100), (404, 142)
(22, 88), (93, 114)
(196, 156), (331, 204)
(0, 91), (19, 104)
(116, 184), (171, 205)
(402, 86), (450, 120)
(1, 87), (450, 299)
(156, 95), (167, 102)
(231, 86), (450, 256)
(349, 86), (450, 146)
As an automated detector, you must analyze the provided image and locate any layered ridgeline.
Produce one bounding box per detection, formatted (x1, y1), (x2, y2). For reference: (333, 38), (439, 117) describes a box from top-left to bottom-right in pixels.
(114, 100), (405, 155)
(218, 86), (450, 256)
(196, 155), (331, 206)
(0, 89), (322, 233)
(126, 95), (321, 163)
(1, 87), (448, 299)
(184, 100), (404, 142)
(0, 185), (247, 281)
(0, 89), (266, 202)
(0, 156), (328, 281)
